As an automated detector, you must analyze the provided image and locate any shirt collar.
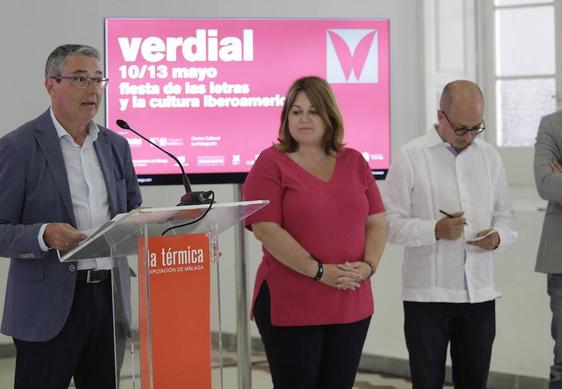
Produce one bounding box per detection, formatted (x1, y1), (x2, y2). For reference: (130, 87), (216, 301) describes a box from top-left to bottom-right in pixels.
(49, 107), (99, 143)
(426, 124), (475, 156)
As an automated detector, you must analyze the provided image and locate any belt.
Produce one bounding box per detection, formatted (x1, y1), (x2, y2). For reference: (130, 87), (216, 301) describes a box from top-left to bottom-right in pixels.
(76, 269), (111, 284)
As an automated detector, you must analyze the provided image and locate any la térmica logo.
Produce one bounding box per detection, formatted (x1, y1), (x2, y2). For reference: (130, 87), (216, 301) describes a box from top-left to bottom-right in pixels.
(326, 29), (378, 83)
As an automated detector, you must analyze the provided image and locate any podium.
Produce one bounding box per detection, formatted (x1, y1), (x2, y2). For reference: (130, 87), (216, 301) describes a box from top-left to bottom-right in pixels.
(60, 200), (268, 389)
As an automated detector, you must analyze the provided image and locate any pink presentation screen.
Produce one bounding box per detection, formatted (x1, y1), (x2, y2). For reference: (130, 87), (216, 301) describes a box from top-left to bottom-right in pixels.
(105, 18), (390, 182)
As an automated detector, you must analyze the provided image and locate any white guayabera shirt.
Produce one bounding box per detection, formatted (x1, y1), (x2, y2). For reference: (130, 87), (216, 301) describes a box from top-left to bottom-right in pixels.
(382, 128), (518, 303)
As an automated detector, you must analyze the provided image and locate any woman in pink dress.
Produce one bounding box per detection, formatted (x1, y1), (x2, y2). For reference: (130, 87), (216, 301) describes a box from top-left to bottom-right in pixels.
(243, 76), (386, 389)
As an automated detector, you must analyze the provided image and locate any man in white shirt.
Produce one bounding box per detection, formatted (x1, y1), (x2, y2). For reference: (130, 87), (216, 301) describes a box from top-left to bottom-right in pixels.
(382, 80), (517, 389)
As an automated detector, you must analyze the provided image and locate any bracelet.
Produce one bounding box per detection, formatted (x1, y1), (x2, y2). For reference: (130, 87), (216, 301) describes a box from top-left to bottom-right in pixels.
(364, 259), (377, 278)
(311, 255), (324, 281)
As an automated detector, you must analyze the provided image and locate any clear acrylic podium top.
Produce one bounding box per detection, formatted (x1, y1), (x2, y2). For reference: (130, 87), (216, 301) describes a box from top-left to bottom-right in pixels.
(59, 200), (268, 262)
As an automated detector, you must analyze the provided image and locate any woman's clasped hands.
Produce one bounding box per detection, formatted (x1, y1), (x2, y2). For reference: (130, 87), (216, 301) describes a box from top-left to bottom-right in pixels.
(320, 261), (372, 291)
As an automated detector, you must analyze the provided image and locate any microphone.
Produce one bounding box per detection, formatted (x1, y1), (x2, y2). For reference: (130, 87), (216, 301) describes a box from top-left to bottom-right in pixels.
(116, 119), (213, 205)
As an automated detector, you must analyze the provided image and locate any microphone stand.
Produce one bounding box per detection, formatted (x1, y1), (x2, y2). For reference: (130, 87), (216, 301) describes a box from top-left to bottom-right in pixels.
(116, 119), (214, 206)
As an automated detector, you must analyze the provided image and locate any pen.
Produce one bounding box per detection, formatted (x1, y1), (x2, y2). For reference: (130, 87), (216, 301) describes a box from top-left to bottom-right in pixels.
(439, 209), (468, 225)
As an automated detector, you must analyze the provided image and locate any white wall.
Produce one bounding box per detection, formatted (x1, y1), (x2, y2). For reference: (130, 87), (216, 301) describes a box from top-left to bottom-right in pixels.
(0, 0), (551, 382)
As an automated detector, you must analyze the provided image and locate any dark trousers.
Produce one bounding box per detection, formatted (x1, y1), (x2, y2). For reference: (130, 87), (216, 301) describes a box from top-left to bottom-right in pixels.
(13, 278), (116, 389)
(404, 300), (496, 389)
(254, 282), (371, 389)
(548, 274), (562, 389)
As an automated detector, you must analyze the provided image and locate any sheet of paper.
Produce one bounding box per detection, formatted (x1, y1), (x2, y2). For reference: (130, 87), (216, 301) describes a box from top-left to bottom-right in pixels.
(466, 230), (496, 243)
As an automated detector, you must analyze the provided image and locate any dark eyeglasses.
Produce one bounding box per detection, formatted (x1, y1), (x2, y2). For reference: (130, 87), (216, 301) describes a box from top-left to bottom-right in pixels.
(50, 74), (109, 89)
(440, 110), (486, 136)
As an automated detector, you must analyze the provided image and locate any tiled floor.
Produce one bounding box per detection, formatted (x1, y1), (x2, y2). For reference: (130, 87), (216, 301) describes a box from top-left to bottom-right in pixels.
(242, 361), (444, 389)
(0, 352), (453, 389)
(217, 352), (450, 389)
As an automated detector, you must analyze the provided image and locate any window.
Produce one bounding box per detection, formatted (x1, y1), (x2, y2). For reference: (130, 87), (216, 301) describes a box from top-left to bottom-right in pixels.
(493, 0), (557, 146)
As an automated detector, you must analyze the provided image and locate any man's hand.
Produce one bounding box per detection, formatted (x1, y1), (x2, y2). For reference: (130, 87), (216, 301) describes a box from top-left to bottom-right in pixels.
(467, 229), (500, 251)
(44, 223), (87, 251)
(549, 161), (562, 206)
(435, 212), (465, 240)
(551, 160), (562, 173)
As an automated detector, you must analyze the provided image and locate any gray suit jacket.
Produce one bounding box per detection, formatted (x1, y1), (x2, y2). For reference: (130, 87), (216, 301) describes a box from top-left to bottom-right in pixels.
(535, 110), (562, 273)
(0, 109), (142, 341)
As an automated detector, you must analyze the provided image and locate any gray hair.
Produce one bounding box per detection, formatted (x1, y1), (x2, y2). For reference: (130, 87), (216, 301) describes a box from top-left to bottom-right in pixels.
(45, 44), (100, 78)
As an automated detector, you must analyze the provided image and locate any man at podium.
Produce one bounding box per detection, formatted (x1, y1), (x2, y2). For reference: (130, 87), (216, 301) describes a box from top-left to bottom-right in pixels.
(0, 44), (142, 389)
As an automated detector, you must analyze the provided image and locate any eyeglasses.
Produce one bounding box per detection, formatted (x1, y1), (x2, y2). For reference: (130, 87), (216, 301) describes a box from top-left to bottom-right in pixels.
(440, 110), (486, 136)
(51, 74), (109, 89)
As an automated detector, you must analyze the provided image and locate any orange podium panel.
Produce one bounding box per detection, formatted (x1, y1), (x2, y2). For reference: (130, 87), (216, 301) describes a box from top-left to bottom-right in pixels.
(138, 234), (211, 389)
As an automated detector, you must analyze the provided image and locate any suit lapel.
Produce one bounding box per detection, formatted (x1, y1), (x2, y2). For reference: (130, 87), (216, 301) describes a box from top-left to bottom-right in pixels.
(94, 129), (117, 217)
(34, 110), (77, 226)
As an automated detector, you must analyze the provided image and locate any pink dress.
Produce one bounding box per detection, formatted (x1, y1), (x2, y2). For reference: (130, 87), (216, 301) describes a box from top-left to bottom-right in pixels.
(243, 146), (384, 326)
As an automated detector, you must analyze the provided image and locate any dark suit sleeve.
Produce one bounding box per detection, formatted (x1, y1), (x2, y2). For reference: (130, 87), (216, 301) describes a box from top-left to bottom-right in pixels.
(122, 139), (142, 212)
(534, 114), (562, 202)
(0, 136), (44, 259)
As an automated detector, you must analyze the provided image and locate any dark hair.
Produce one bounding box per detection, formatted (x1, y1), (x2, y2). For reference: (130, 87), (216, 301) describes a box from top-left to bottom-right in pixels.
(277, 76), (344, 154)
(45, 44), (100, 78)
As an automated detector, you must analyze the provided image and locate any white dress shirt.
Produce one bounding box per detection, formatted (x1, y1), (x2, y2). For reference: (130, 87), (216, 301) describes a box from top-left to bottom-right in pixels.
(382, 128), (517, 303)
(37, 108), (112, 270)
